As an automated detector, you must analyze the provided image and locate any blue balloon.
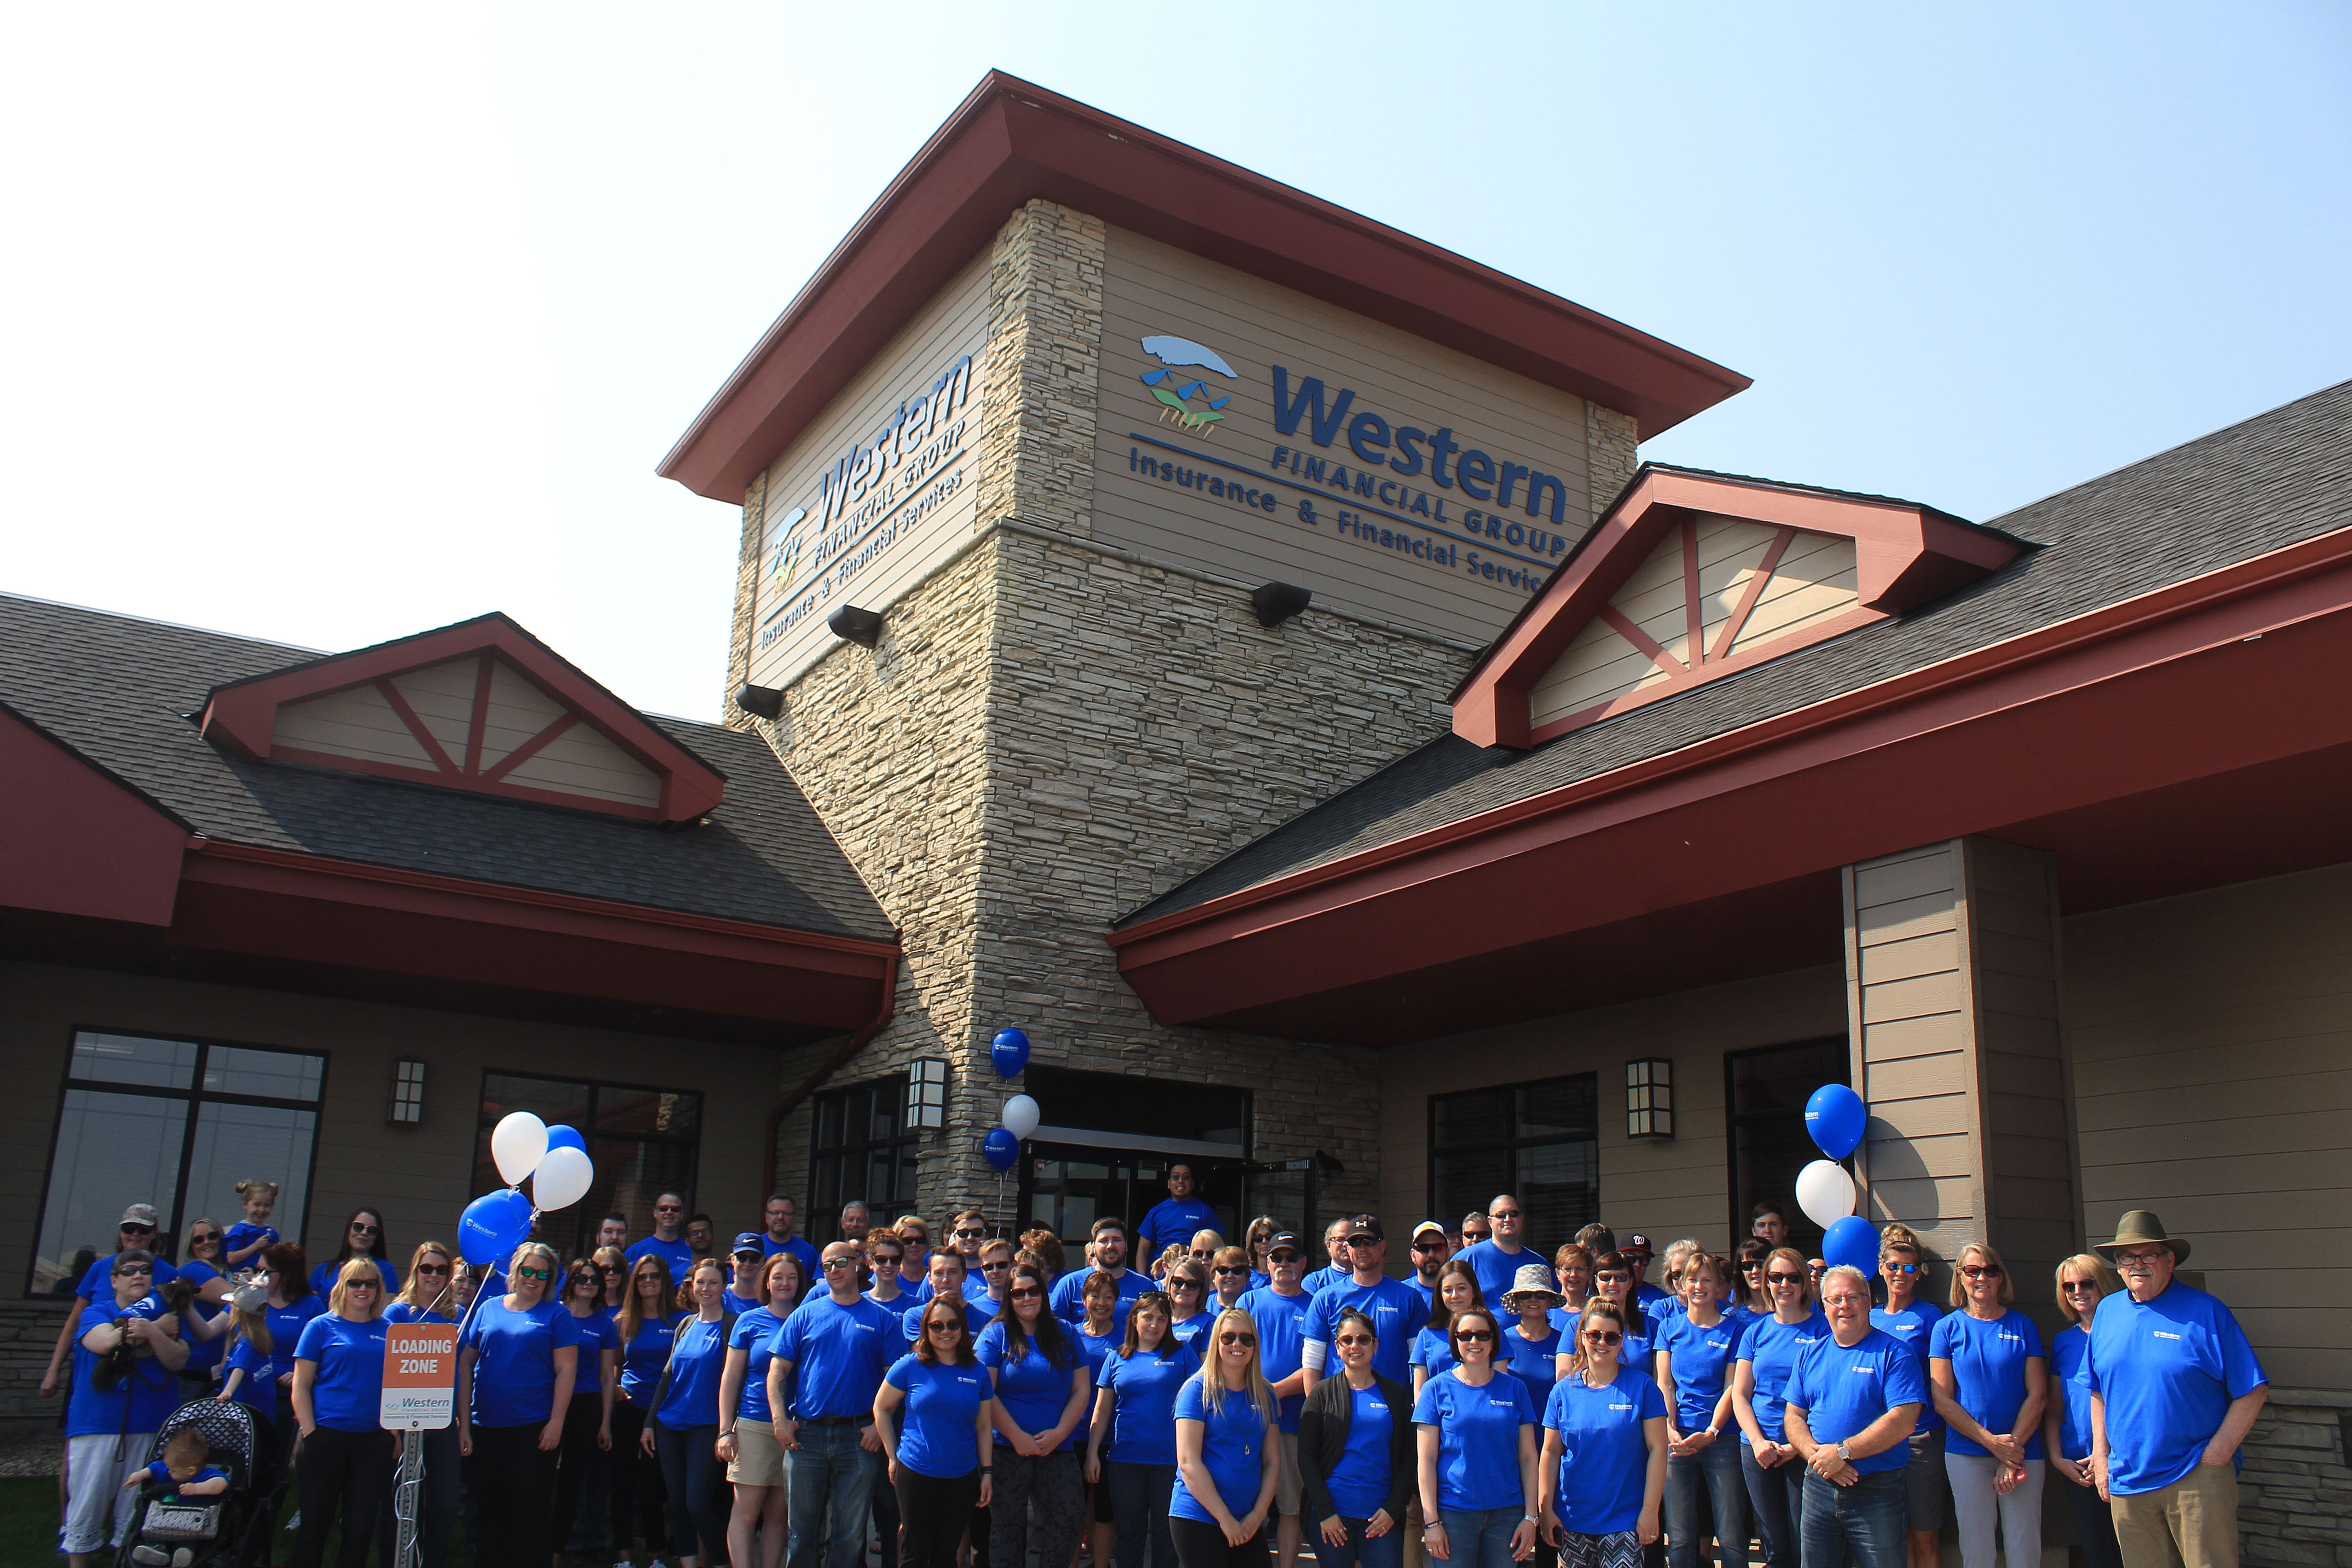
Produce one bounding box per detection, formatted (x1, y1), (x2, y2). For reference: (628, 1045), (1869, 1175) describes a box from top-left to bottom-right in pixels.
(990, 1028), (1031, 1078)
(544, 1124), (588, 1155)
(1804, 1083), (1868, 1161)
(458, 1188), (533, 1266)
(982, 1127), (1020, 1171)
(1822, 1215), (1880, 1276)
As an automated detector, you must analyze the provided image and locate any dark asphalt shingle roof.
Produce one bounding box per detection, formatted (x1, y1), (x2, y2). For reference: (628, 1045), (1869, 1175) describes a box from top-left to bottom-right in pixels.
(1122, 377), (2352, 926)
(0, 595), (894, 943)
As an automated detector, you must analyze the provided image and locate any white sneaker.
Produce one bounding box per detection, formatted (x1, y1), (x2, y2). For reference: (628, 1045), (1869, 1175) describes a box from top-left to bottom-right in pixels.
(284, 1509), (302, 1531)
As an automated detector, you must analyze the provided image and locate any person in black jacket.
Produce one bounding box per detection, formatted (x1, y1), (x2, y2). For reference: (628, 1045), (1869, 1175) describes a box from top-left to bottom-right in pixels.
(1298, 1307), (1413, 1568)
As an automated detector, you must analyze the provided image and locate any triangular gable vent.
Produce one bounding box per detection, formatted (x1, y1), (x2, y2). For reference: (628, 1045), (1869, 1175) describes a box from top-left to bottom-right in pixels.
(1454, 467), (2023, 750)
(199, 614), (725, 824)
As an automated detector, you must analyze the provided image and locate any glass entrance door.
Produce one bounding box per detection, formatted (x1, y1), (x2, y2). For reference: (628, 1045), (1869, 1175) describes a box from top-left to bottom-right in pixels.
(1025, 1146), (1248, 1257)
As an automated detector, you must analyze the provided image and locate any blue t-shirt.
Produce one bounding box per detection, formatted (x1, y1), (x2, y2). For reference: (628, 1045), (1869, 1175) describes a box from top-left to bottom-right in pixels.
(1738, 1311), (1830, 1443)
(1137, 1197), (1222, 1257)
(626, 1235), (697, 1286)
(885, 1354), (991, 1479)
(1169, 1311), (1215, 1355)
(1326, 1380), (1401, 1521)
(462, 1295), (585, 1427)
(901, 1297), (993, 1354)
(978, 1321), (1083, 1450)
(760, 1233), (823, 1288)
(2052, 1323), (2095, 1463)
(264, 1295), (327, 1382)
(2086, 1281), (2266, 1497)
(1783, 1328), (1929, 1475)
(1413, 1371), (1536, 1513)
(1870, 1302), (1943, 1432)
(143, 1461), (229, 1492)
(1550, 1304), (1655, 1378)
(1049, 1267), (1150, 1330)
(1931, 1309), (2046, 1460)
(222, 1221), (279, 1264)
(1099, 1344), (1198, 1464)
(1306, 1277), (1430, 1384)
(1500, 1323), (1562, 1416)
(1636, 1283), (1672, 1315)
(618, 1312), (680, 1406)
(1239, 1285), (1315, 1432)
(1077, 1326), (1120, 1443)
(294, 1313), (389, 1431)
(652, 1316), (730, 1429)
(224, 1335), (276, 1414)
(724, 1289), (763, 1319)
(310, 1257), (400, 1301)
(66, 1295), (181, 1436)
(1171, 1375), (1271, 1524)
(386, 1302), (458, 1326)
(1655, 1312), (1743, 1434)
(1457, 1241), (1543, 1310)
(77, 1253), (181, 1303)
(1410, 1326), (1459, 1382)
(177, 1260), (226, 1373)
(773, 1294), (899, 1421)
(1544, 1367), (1668, 1534)
(730, 1306), (787, 1422)
(565, 1306), (620, 1393)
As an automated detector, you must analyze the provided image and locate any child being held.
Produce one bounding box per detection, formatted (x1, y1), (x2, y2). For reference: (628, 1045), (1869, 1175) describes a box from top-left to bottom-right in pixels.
(126, 1429), (228, 1498)
(221, 1181), (281, 1270)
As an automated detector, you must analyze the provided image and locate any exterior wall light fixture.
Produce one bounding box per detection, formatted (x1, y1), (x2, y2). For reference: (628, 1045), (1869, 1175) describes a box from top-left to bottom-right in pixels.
(1626, 1058), (1673, 1139)
(391, 1059), (426, 1125)
(828, 605), (885, 647)
(735, 683), (785, 720)
(1250, 582), (1313, 627)
(908, 1057), (948, 1132)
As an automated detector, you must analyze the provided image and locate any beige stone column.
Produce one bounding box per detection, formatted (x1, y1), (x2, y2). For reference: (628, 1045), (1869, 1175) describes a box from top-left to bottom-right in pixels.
(1841, 837), (2080, 1306)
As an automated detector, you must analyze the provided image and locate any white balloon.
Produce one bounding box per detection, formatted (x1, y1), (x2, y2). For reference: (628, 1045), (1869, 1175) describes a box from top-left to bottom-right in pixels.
(1000, 1093), (1041, 1141)
(532, 1145), (594, 1211)
(491, 1111), (549, 1186)
(1795, 1159), (1856, 1230)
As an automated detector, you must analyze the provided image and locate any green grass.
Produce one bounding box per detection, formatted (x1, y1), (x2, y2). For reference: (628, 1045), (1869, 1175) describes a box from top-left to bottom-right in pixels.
(0, 1474), (494, 1566)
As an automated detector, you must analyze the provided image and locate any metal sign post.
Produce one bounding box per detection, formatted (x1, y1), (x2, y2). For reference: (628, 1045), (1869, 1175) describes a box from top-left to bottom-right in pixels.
(380, 1323), (459, 1568)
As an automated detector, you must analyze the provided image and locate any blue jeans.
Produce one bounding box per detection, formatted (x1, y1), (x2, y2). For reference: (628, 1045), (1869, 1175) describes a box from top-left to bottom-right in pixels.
(1105, 1459), (1177, 1568)
(788, 1421), (882, 1568)
(654, 1420), (729, 1562)
(1318, 1516), (1406, 1568)
(1799, 1468), (1904, 1568)
(1666, 1438), (1745, 1568)
(1740, 1442), (1806, 1568)
(1439, 1505), (1524, 1568)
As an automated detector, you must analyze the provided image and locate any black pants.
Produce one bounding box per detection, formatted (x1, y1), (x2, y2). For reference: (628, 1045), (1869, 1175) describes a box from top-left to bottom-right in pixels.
(471, 1420), (560, 1566)
(609, 1401), (668, 1553)
(1170, 1514), (1269, 1568)
(551, 1389), (605, 1552)
(991, 1449), (1083, 1568)
(654, 1419), (728, 1563)
(288, 1425), (395, 1568)
(872, 1461), (902, 1568)
(895, 1465), (981, 1568)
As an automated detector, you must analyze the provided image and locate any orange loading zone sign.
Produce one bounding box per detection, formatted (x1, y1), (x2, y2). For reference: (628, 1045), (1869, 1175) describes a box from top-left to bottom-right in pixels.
(380, 1323), (460, 1430)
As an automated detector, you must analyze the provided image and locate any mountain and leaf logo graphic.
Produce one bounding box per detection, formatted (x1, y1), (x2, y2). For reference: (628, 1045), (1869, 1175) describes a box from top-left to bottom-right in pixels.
(1138, 334), (1235, 435)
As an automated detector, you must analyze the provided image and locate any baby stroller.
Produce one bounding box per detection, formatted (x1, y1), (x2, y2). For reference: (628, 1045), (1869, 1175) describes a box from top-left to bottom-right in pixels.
(114, 1398), (271, 1568)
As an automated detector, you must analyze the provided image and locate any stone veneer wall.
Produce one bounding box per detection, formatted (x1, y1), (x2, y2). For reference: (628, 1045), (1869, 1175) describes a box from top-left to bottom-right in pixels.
(727, 199), (1642, 1231)
(2242, 1387), (2352, 1568)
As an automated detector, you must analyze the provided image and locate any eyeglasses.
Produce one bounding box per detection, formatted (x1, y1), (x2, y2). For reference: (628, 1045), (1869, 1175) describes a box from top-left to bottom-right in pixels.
(1742, 1262), (1764, 1274)
(1454, 1329), (1495, 1343)
(872, 1254), (903, 1265)
(926, 1321), (964, 1335)
(1808, 1265), (1828, 1278)
(655, 1205), (683, 1214)
(1334, 1333), (1376, 1346)
(824, 1257), (862, 1270)
(1767, 1272), (1805, 1285)
(2060, 1279), (2100, 1294)
(347, 1280), (380, 1291)
(1214, 1265), (1248, 1276)
(1217, 1332), (1256, 1346)
(1009, 1287), (1042, 1301)
(117, 1264), (154, 1276)
(2112, 1248), (2167, 1269)
(189, 1231), (221, 1245)
(1268, 1253), (1300, 1265)
(514, 1266), (552, 1281)
(1961, 1264), (2004, 1280)
(1595, 1272), (1631, 1284)
(1582, 1329), (1622, 1345)
(350, 1223), (379, 1236)
(954, 1227), (987, 1239)
(121, 1224), (157, 1235)
(416, 1264), (452, 1276)
(980, 1259), (1010, 1272)
(1411, 1240), (1446, 1253)
(1489, 1210), (1523, 1220)
(1883, 1262), (1919, 1275)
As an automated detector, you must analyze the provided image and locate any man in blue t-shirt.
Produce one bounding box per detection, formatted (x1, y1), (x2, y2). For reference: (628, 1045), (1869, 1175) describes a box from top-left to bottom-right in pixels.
(43, 1203), (181, 1406)
(1135, 1164), (1221, 1259)
(1623, 1233), (1673, 1314)
(1302, 1217), (1430, 1389)
(2087, 1211), (2266, 1568)
(1049, 1218), (1150, 1329)
(1784, 1264), (1926, 1568)
(62, 1250), (187, 1563)
(1404, 1221), (1450, 1313)
(625, 1191), (696, 1284)
(759, 1193), (823, 1287)
(1456, 1194), (1541, 1309)
(1239, 1232), (1318, 1568)
(1307, 1218), (1353, 1297)
(769, 1241), (899, 1568)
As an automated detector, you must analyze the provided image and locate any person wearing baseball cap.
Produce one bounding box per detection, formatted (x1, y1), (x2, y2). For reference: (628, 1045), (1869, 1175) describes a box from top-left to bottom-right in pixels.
(40, 1203), (181, 1407)
(1623, 1234), (1672, 1316)
(1406, 1222), (1451, 1315)
(724, 1233), (771, 1316)
(2086, 1212), (2266, 1568)
(1303, 1218), (1430, 1395)
(1240, 1232), (1318, 1568)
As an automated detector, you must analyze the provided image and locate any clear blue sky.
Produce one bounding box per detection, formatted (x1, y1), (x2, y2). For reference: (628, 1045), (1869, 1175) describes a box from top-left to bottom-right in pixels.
(5, 4), (2345, 719)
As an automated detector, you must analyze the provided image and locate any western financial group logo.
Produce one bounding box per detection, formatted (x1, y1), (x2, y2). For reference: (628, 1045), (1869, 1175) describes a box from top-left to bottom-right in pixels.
(1138, 334), (1235, 435)
(765, 507), (808, 588)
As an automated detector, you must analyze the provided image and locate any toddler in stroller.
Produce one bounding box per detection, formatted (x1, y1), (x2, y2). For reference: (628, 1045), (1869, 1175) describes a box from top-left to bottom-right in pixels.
(116, 1399), (267, 1568)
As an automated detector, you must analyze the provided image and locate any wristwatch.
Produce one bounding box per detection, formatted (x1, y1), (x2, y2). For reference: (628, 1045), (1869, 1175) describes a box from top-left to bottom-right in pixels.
(1836, 1442), (1851, 1463)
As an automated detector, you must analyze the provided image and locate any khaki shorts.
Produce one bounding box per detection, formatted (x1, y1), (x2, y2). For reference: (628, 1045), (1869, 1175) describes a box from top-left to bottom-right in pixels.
(1276, 1429), (1302, 1515)
(728, 1418), (786, 1487)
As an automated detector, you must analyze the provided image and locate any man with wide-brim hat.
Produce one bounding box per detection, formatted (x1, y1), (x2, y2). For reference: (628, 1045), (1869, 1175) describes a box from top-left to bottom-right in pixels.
(2085, 1211), (2267, 1568)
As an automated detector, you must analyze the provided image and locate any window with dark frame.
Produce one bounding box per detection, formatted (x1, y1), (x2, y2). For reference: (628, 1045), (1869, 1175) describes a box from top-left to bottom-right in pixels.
(1427, 1073), (1600, 1247)
(807, 1076), (919, 1246)
(1725, 1037), (1852, 1259)
(30, 1029), (326, 1298)
(473, 1072), (702, 1262)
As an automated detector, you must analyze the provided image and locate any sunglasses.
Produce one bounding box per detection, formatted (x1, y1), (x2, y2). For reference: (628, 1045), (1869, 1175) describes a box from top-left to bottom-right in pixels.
(926, 1320), (965, 1334)
(1767, 1272), (1805, 1285)
(1169, 1278), (1200, 1289)
(1582, 1329), (1622, 1345)
(1010, 1287), (1042, 1300)
(824, 1256), (862, 1269)
(416, 1264), (452, 1276)
(1884, 1262), (1920, 1275)
(347, 1280), (380, 1291)
(1961, 1264), (2004, 1280)
(1214, 1266), (1248, 1276)
(2060, 1280), (2100, 1294)
(980, 1259), (1010, 1271)
(350, 1223), (379, 1235)
(1411, 1240), (1446, 1253)
(655, 1205), (683, 1215)
(1454, 1329), (1494, 1343)
(954, 1228), (987, 1239)
(118, 1265), (154, 1276)
(1218, 1332), (1256, 1346)
(872, 1254), (904, 1265)
(121, 1225), (157, 1235)
(1268, 1253), (1300, 1264)
(190, 1231), (221, 1245)
(1808, 1265), (1828, 1277)
(1595, 1272), (1631, 1284)
(514, 1265), (552, 1281)
(1489, 1210), (1522, 1220)
(1334, 1333), (1377, 1346)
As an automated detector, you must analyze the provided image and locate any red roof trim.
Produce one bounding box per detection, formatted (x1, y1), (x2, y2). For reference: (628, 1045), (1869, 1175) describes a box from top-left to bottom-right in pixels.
(198, 614), (725, 824)
(1451, 469), (2023, 748)
(657, 73), (1750, 504)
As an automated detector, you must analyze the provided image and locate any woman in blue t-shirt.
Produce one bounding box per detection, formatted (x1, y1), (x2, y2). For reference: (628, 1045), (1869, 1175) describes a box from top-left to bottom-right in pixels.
(1653, 1254), (1744, 1568)
(877, 1298), (999, 1568)
(1538, 1299), (1667, 1568)
(1729, 1248), (1828, 1568)
(1413, 1306), (1539, 1568)
(309, 1207), (400, 1300)
(1557, 1250), (1656, 1387)
(610, 1252), (679, 1568)
(552, 1258), (622, 1566)
(640, 1257), (731, 1568)
(458, 1240), (581, 1568)
(1499, 1266), (1565, 1424)
(175, 1219), (231, 1387)
(289, 1257), (394, 1568)
(981, 1263), (1093, 1568)
(375, 1243), (463, 1568)
(1088, 1289), (1196, 1568)
(1299, 1306), (1413, 1568)
(1074, 1271), (1129, 1568)
(1165, 1261), (1217, 1353)
(716, 1251), (802, 1568)
(1172, 1307), (1281, 1568)
(2040, 1254), (2123, 1568)
(1930, 1242), (2048, 1568)
(1410, 1261), (1485, 1399)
